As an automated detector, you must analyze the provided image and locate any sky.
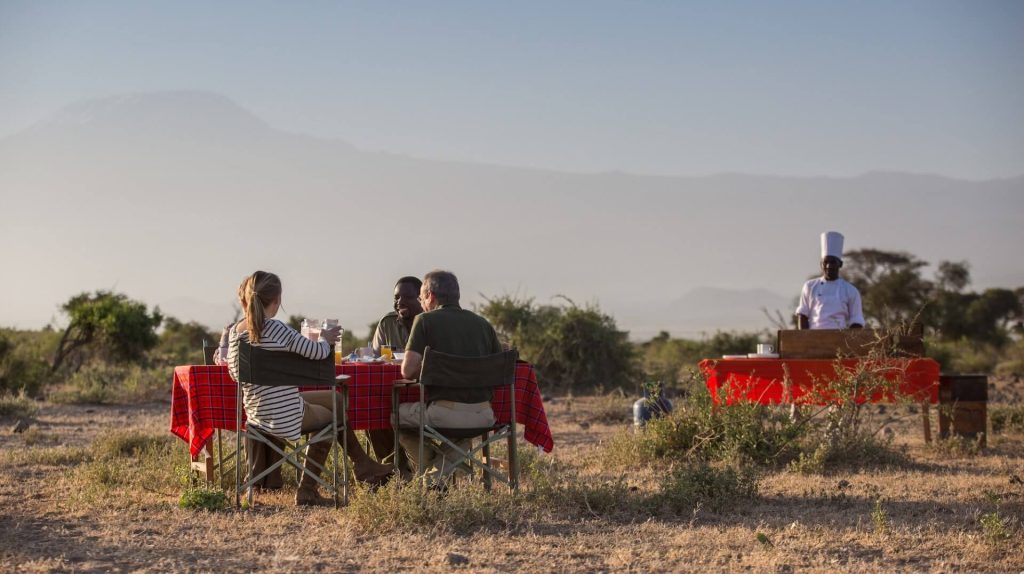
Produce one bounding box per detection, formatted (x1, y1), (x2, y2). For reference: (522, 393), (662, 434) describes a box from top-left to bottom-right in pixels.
(1, 1), (1023, 338)
(1, 0), (1023, 180)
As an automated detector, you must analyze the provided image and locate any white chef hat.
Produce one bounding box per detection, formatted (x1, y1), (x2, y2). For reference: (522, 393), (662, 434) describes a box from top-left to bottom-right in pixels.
(821, 231), (844, 259)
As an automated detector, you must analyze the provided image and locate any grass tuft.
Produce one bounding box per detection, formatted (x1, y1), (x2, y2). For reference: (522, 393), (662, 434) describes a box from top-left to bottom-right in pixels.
(0, 392), (39, 418)
(654, 463), (758, 514)
(179, 484), (229, 511)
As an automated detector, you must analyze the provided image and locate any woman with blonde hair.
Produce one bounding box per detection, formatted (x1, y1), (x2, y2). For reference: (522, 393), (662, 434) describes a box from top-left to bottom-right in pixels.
(228, 271), (393, 505)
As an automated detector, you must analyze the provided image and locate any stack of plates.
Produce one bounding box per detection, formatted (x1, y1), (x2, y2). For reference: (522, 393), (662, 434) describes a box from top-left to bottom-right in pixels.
(746, 353), (780, 359)
(722, 354), (748, 359)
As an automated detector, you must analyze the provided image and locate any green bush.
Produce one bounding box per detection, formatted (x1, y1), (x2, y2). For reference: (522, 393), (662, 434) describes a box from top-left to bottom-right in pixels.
(606, 387), (806, 468)
(179, 485), (229, 511)
(654, 463), (758, 514)
(993, 339), (1024, 378)
(151, 317), (219, 367)
(479, 295), (638, 392)
(639, 331), (764, 389)
(0, 329), (59, 397)
(927, 338), (998, 374)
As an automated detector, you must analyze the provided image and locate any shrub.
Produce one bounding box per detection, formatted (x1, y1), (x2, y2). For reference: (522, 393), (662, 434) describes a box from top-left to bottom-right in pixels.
(605, 386), (806, 468)
(993, 338), (1024, 378)
(478, 295), (638, 393)
(345, 479), (509, 534)
(654, 463), (758, 514)
(51, 290), (163, 373)
(991, 405), (1024, 434)
(0, 329), (58, 397)
(790, 435), (909, 474)
(980, 511), (1012, 544)
(0, 392), (39, 418)
(926, 339), (998, 374)
(151, 317), (219, 367)
(639, 331), (764, 389)
(179, 485), (229, 511)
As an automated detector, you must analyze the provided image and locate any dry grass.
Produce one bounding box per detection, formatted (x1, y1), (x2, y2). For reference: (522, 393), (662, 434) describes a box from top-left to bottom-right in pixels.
(1, 381), (1023, 572)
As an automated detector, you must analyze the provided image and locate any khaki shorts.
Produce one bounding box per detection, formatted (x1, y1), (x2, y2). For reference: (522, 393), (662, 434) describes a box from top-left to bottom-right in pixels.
(397, 400), (495, 429)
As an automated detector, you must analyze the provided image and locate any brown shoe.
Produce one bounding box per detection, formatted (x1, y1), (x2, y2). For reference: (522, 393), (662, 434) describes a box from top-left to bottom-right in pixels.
(354, 459), (395, 485)
(295, 483), (331, 506)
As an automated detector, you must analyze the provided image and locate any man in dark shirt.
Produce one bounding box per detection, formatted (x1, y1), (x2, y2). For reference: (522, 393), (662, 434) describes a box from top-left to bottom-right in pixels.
(399, 270), (502, 482)
(366, 276), (423, 467)
(371, 276), (423, 354)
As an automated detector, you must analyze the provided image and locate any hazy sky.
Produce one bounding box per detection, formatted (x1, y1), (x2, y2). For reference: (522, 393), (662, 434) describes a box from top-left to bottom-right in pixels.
(2, 0), (1023, 179)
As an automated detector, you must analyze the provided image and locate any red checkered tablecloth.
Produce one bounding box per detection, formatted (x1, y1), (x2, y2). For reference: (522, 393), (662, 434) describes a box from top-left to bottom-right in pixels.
(170, 361), (554, 458)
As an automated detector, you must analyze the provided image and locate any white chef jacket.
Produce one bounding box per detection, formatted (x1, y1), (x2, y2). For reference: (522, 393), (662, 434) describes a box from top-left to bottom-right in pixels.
(795, 277), (865, 329)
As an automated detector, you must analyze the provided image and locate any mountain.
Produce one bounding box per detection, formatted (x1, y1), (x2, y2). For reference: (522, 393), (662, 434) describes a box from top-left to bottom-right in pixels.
(620, 287), (793, 340)
(1, 91), (1022, 338)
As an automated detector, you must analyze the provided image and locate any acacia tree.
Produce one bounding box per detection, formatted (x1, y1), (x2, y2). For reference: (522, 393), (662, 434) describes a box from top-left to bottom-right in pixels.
(844, 250), (1022, 347)
(842, 249), (932, 327)
(51, 291), (163, 373)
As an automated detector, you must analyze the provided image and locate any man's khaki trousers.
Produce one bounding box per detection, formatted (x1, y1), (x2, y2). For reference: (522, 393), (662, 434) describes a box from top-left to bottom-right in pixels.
(396, 400), (495, 481)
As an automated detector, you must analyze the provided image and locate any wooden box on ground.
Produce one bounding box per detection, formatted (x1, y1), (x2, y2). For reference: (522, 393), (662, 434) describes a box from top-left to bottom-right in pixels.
(938, 374), (988, 447)
(777, 327), (924, 359)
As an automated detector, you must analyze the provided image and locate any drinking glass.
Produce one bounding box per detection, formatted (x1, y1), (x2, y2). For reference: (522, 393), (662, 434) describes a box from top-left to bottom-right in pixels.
(380, 345), (394, 361)
(357, 346), (375, 361)
(302, 318), (322, 341)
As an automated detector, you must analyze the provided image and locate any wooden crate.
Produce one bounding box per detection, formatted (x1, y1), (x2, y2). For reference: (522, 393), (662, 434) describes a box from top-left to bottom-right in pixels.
(777, 328), (924, 359)
(938, 374), (988, 447)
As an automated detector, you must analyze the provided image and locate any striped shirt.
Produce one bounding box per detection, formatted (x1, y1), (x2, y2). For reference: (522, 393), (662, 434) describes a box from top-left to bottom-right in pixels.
(227, 318), (330, 440)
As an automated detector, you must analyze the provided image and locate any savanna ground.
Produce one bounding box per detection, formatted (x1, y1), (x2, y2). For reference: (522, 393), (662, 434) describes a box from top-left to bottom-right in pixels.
(1, 378), (1023, 573)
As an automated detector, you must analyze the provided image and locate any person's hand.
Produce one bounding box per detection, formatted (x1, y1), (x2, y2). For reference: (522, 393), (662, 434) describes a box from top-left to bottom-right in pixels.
(320, 325), (342, 344)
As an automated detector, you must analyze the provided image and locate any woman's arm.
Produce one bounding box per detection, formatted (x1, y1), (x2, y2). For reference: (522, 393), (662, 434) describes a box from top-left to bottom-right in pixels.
(261, 319), (331, 359)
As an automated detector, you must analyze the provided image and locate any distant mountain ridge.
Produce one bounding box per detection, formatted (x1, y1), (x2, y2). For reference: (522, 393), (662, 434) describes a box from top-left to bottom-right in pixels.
(1, 91), (1021, 337)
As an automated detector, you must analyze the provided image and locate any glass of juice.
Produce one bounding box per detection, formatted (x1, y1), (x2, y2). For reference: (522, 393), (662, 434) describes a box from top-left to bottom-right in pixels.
(380, 345), (394, 361)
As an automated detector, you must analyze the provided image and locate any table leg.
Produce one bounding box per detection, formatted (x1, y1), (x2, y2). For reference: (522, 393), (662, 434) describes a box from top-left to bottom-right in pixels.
(191, 446), (215, 483)
(921, 401), (932, 443)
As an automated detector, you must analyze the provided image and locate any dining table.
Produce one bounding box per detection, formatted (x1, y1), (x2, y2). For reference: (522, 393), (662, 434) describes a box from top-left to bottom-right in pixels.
(699, 356), (941, 440)
(170, 360), (554, 477)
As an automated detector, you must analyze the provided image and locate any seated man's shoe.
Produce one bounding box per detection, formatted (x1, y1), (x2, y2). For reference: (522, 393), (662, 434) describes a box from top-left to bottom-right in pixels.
(295, 484), (331, 506)
(354, 459), (395, 485)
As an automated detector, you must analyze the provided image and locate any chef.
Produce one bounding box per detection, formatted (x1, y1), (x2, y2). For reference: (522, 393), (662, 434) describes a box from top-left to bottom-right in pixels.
(795, 231), (865, 330)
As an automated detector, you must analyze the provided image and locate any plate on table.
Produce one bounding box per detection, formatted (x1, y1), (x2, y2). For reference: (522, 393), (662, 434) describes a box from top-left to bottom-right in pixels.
(747, 353), (780, 359)
(722, 354), (748, 359)
(392, 352), (405, 361)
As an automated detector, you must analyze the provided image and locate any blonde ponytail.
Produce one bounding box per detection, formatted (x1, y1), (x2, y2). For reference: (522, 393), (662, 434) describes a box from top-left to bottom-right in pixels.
(239, 271), (282, 344)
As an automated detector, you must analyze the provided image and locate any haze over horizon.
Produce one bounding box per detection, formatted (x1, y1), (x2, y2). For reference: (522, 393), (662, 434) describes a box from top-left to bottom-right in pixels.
(1, 2), (1022, 339)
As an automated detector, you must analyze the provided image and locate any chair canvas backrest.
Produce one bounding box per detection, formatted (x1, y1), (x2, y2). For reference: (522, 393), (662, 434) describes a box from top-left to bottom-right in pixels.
(237, 339), (335, 387)
(420, 347), (517, 403)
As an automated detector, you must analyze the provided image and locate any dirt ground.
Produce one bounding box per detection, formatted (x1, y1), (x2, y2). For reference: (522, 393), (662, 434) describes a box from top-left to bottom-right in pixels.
(1, 383), (1022, 573)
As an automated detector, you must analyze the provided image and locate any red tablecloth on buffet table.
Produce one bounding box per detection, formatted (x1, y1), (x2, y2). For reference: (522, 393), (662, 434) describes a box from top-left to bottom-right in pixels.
(170, 361), (554, 458)
(698, 358), (940, 406)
